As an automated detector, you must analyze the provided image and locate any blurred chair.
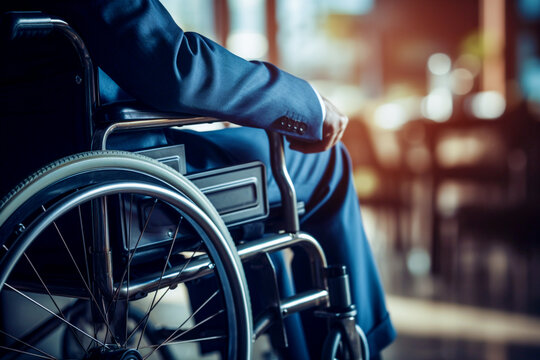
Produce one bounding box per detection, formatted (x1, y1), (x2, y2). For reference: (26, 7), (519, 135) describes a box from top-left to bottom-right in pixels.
(403, 104), (540, 312)
(342, 118), (411, 251)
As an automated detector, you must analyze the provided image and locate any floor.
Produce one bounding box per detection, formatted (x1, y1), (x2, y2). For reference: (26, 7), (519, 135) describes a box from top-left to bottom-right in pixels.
(383, 295), (540, 360)
(361, 207), (540, 360)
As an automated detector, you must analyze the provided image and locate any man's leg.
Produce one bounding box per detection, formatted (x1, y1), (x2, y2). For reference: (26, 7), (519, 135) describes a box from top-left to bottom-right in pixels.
(164, 126), (396, 357)
(284, 141), (396, 359)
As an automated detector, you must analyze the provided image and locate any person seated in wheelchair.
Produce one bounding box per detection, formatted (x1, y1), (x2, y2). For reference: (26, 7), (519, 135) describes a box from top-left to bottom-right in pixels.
(0, 0), (396, 359)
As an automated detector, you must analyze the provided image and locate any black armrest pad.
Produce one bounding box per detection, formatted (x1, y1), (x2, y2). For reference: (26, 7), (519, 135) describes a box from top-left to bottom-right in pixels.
(96, 100), (203, 124)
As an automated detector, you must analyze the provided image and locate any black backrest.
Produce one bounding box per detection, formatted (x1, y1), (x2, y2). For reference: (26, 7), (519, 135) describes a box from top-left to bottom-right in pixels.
(0, 26), (90, 197)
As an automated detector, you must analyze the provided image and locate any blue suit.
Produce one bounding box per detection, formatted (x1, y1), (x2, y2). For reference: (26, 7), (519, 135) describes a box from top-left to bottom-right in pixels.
(3, 0), (396, 357)
(59, 0), (324, 143)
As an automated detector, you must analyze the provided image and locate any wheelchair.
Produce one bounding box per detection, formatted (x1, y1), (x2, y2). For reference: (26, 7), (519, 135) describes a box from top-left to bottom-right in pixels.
(0, 12), (367, 360)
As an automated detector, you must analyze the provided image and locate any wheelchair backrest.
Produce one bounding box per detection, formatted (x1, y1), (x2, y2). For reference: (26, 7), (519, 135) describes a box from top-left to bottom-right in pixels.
(0, 23), (91, 197)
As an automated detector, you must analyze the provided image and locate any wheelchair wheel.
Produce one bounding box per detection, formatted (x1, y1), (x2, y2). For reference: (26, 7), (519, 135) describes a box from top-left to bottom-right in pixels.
(0, 151), (252, 359)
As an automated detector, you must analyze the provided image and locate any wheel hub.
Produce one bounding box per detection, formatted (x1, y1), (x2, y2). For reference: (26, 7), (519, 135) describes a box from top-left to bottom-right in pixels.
(86, 348), (143, 360)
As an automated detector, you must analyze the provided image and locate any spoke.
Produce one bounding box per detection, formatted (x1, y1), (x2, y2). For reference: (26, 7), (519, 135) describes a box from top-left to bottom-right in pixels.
(125, 242), (203, 343)
(0, 345), (55, 359)
(144, 308), (224, 360)
(168, 309), (225, 344)
(78, 203), (98, 351)
(78, 205), (99, 353)
(42, 205), (118, 345)
(22, 252), (87, 354)
(78, 205), (92, 294)
(143, 291), (220, 360)
(139, 335), (226, 349)
(1, 246), (87, 355)
(4, 283), (107, 348)
(0, 329), (56, 360)
(136, 216), (184, 350)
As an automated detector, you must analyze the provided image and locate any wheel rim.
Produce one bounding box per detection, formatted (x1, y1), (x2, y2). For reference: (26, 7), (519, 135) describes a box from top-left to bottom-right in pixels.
(0, 180), (248, 359)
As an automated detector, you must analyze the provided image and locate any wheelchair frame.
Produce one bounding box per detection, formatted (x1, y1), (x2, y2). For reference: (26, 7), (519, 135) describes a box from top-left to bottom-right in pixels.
(0, 12), (365, 360)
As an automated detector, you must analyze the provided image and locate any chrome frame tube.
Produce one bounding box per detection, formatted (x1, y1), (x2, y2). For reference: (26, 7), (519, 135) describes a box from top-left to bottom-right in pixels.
(93, 117), (218, 151)
(117, 255), (215, 298)
(266, 132), (299, 233)
(52, 19), (97, 142)
(280, 289), (329, 317)
(237, 232), (327, 290)
(118, 232), (329, 308)
(252, 288), (330, 339)
(91, 197), (115, 299)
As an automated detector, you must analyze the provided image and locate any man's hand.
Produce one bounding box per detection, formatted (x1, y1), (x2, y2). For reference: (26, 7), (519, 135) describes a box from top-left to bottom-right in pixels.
(288, 97), (349, 154)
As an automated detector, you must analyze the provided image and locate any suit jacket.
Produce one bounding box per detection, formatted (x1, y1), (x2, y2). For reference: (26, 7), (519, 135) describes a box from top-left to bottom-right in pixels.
(2, 0), (324, 142)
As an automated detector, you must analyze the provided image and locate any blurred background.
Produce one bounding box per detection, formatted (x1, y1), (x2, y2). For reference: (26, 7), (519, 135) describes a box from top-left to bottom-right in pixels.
(161, 0), (540, 359)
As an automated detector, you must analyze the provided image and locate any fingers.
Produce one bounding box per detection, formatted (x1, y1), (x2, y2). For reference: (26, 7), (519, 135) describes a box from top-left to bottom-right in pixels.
(288, 138), (327, 153)
(320, 97), (348, 149)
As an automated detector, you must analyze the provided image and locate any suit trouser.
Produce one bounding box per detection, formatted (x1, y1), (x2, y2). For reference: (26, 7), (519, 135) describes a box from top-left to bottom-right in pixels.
(110, 126), (396, 358)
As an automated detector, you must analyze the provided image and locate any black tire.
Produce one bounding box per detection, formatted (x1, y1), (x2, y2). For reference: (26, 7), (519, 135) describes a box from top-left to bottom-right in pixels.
(0, 151), (252, 359)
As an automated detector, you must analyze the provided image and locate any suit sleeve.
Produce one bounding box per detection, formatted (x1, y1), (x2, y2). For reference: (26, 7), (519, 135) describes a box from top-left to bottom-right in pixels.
(59, 0), (324, 142)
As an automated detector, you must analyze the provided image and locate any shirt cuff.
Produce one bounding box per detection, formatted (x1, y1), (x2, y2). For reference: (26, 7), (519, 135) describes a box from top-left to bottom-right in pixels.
(309, 83), (326, 123)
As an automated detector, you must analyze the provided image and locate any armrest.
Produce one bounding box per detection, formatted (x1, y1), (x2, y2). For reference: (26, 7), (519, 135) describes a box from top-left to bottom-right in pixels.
(95, 100), (215, 124)
(92, 100), (219, 150)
